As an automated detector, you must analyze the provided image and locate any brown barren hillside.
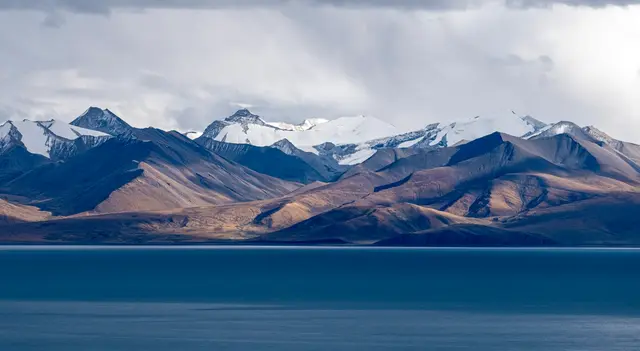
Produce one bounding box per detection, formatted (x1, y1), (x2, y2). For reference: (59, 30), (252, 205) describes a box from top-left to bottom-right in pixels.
(1, 123), (640, 246)
(0, 128), (299, 216)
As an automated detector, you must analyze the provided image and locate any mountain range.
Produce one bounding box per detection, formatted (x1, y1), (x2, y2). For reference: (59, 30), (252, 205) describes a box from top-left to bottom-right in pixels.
(1, 107), (639, 246)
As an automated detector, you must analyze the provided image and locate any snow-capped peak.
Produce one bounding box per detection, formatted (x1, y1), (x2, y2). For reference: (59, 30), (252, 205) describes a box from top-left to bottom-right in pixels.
(582, 125), (614, 144)
(426, 111), (547, 148)
(198, 110), (400, 154)
(194, 108), (550, 166)
(526, 121), (592, 140)
(0, 118), (111, 158)
(224, 109), (267, 126)
(71, 107), (134, 137)
(515, 111), (548, 133)
(315, 112), (549, 166)
(271, 138), (300, 155)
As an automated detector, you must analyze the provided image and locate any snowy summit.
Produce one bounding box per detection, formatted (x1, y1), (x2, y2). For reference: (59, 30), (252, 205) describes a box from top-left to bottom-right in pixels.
(196, 109), (400, 155)
(71, 107), (134, 138)
(193, 109), (548, 165)
(0, 118), (111, 159)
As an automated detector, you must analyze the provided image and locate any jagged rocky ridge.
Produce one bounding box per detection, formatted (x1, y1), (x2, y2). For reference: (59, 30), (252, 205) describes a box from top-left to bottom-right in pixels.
(71, 107), (135, 138)
(194, 109), (550, 165)
(0, 108), (300, 216)
(195, 137), (339, 184)
(0, 119), (111, 161)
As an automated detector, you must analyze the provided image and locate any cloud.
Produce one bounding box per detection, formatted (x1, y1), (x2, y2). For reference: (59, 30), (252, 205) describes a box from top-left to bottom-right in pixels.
(231, 102), (254, 109)
(0, 0), (475, 14)
(0, 1), (639, 142)
(41, 11), (66, 27)
(1, 0), (637, 14)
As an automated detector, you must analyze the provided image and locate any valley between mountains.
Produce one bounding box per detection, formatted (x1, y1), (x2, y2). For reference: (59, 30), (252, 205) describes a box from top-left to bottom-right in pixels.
(1, 107), (640, 246)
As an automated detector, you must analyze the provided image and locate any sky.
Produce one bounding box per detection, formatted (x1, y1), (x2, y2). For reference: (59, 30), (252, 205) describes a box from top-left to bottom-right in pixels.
(0, 0), (639, 141)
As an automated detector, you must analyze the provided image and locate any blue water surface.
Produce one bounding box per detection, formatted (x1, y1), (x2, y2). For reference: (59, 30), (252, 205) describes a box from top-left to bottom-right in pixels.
(1, 246), (639, 350)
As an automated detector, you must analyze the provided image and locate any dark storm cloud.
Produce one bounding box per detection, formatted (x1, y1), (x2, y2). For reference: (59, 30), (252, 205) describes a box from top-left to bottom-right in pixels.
(1, 0), (637, 14)
(0, 0), (471, 14)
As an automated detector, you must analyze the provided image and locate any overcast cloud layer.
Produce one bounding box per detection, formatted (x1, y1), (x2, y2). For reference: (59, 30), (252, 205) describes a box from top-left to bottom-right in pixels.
(1, 0), (639, 141)
(3, 0), (639, 12)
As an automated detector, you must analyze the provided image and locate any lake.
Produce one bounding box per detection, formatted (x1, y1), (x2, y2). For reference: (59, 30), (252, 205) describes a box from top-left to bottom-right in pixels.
(1, 246), (639, 350)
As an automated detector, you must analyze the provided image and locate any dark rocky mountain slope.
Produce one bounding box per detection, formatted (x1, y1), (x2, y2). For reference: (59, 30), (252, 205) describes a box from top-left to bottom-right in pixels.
(0, 128), (299, 216)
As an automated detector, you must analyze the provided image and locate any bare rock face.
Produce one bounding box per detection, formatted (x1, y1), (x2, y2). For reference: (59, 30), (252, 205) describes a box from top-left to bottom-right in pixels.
(195, 137), (332, 184)
(1, 118), (112, 161)
(71, 107), (135, 139)
(0, 128), (300, 216)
